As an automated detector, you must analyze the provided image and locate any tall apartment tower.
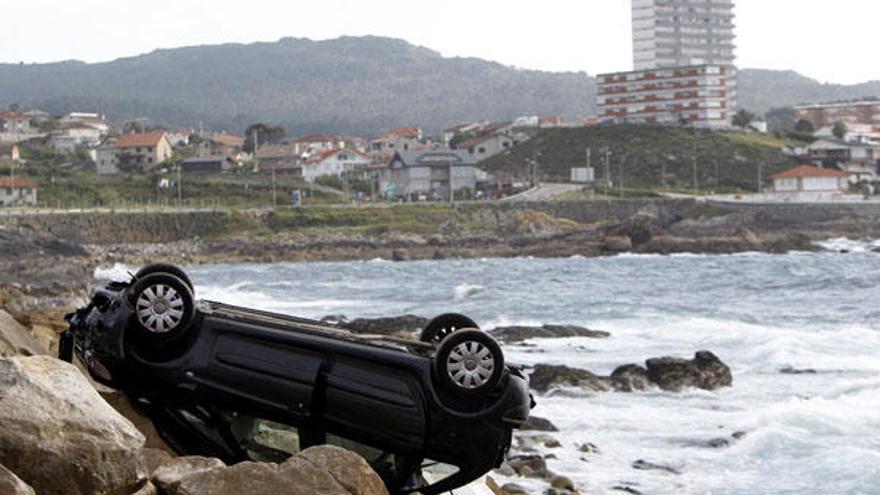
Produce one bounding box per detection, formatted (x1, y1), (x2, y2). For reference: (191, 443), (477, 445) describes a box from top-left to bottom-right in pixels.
(632, 0), (736, 70)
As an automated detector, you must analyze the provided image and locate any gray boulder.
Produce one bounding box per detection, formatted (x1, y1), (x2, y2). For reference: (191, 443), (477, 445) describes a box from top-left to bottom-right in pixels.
(0, 310), (44, 357)
(490, 325), (610, 343)
(646, 351), (732, 391)
(151, 445), (388, 495)
(529, 364), (612, 393)
(0, 356), (147, 495)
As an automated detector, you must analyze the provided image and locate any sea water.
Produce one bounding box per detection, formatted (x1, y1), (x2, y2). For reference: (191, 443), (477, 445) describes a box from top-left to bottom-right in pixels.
(97, 242), (880, 494)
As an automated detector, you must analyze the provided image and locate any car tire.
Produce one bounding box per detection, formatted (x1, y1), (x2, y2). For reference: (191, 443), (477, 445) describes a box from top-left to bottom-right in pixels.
(420, 313), (479, 343)
(128, 272), (195, 343)
(134, 263), (195, 295)
(434, 329), (504, 396)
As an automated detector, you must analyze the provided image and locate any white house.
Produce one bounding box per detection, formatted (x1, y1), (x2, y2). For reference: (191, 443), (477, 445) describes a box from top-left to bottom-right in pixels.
(457, 134), (518, 162)
(381, 149), (480, 201)
(302, 148), (371, 182)
(770, 165), (849, 193)
(0, 177), (37, 206)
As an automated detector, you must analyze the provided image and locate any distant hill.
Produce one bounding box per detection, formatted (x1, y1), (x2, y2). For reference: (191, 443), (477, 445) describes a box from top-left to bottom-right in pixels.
(0, 36), (594, 137)
(482, 125), (798, 192)
(737, 69), (880, 113)
(1, 36), (879, 136)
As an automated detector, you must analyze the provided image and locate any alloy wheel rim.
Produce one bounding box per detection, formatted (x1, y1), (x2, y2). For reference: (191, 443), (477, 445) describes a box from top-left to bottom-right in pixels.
(446, 341), (494, 388)
(136, 284), (185, 333)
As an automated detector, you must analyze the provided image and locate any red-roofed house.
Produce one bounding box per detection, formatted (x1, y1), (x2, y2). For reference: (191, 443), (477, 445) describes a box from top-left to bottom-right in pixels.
(294, 134), (346, 156)
(770, 165), (849, 193)
(302, 148), (371, 183)
(369, 127), (423, 158)
(207, 133), (245, 156)
(0, 177), (37, 206)
(115, 131), (173, 170)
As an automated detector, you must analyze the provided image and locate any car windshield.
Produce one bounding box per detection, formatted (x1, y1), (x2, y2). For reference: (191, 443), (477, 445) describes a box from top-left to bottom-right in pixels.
(168, 403), (425, 488)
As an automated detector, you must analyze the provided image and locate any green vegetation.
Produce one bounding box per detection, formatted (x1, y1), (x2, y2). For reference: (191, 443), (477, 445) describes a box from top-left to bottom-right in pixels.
(267, 203), (489, 235)
(15, 148), (338, 208)
(732, 109), (756, 129)
(482, 125), (799, 192)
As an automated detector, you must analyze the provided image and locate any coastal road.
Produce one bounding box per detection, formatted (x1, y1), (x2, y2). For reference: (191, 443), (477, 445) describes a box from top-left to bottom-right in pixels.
(502, 182), (584, 202)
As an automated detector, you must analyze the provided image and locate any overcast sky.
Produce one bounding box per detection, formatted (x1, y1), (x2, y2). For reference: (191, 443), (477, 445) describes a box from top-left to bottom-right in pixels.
(2, 0), (876, 84)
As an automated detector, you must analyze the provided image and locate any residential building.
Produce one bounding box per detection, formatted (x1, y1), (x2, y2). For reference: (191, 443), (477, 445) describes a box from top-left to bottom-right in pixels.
(302, 148), (371, 182)
(798, 138), (878, 183)
(770, 165), (849, 194)
(256, 143), (302, 175)
(58, 113), (110, 135)
(369, 127), (423, 158)
(0, 143), (20, 164)
(181, 156), (237, 173)
(206, 133), (245, 156)
(293, 134), (346, 157)
(813, 123), (880, 144)
(96, 141), (118, 175)
(51, 124), (103, 150)
(165, 130), (192, 147)
(457, 134), (518, 162)
(632, 0), (736, 71)
(794, 101), (880, 133)
(442, 122), (488, 145)
(381, 149), (480, 201)
(0, 177), (37, 206)
(114, 131), (173, 170)
(0, 109), (30, 134)
(597, 65), (734, 128)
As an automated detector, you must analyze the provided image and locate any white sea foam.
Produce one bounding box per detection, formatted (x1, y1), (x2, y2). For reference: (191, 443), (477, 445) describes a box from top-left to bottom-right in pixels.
(453, 283), (485, 301)
(93, 262), (134, 281)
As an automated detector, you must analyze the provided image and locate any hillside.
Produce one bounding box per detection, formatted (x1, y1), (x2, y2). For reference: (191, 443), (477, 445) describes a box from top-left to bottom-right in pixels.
(482, 125), (798, 192)
(1, 35), (879, 135)
(0, 36), (594, 137)
(737, 69), (880, 114)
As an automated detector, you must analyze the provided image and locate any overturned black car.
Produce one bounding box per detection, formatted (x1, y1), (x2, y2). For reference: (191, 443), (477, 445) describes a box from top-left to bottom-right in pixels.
(60, 263), (533, 494)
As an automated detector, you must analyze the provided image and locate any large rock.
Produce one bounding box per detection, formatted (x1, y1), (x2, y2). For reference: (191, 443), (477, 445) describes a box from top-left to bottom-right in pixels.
(0, 464), (35, 495)
(326, 315), (428, 336)
(151, 446), (388, 495)
(529, 364), (612, 393)
(645, 351), (732, 391)
(530, 351), (732, 394)
(0, 356), (147, 495)
(490, 325), (610, 343)
(0, 310), (45, 357)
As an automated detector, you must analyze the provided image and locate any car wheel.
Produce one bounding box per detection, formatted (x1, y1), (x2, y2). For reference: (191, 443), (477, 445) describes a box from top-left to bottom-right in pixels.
(134, 263), (195, 295)
(420, 313), (479, 343)
(434, 329), (504, 396)
(128, 272), (195, 343)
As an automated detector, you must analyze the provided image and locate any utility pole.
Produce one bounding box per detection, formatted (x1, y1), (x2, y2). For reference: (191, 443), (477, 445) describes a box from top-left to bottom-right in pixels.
(177, 163), (182, 206)
(714, 158), (719, 191)
(604, 149), (611, 198)
(757, 162), (763, 194)
(618, 156), (624, 198)
(692, 143), (698, 191)
(8, 161), (14, 208)
(449, 160), (455, 205)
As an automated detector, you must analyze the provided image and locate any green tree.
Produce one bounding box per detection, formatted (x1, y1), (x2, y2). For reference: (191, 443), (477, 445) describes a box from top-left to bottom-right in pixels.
(732, 109), (755, 129)
(244, 123), (286, 152)
(794, 119), (815, 133)
(765, 107), (796, 132)
(832, 121), (848, 140)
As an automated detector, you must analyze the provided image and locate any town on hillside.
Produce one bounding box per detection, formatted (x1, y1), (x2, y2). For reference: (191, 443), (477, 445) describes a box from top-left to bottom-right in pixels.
(2, 0), (879, 208)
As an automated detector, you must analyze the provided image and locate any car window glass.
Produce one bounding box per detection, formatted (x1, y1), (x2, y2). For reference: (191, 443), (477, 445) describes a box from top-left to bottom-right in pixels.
(226, 411), (301, 462)
(177, 405), (228, 447)
(421, 459), (460, 486)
